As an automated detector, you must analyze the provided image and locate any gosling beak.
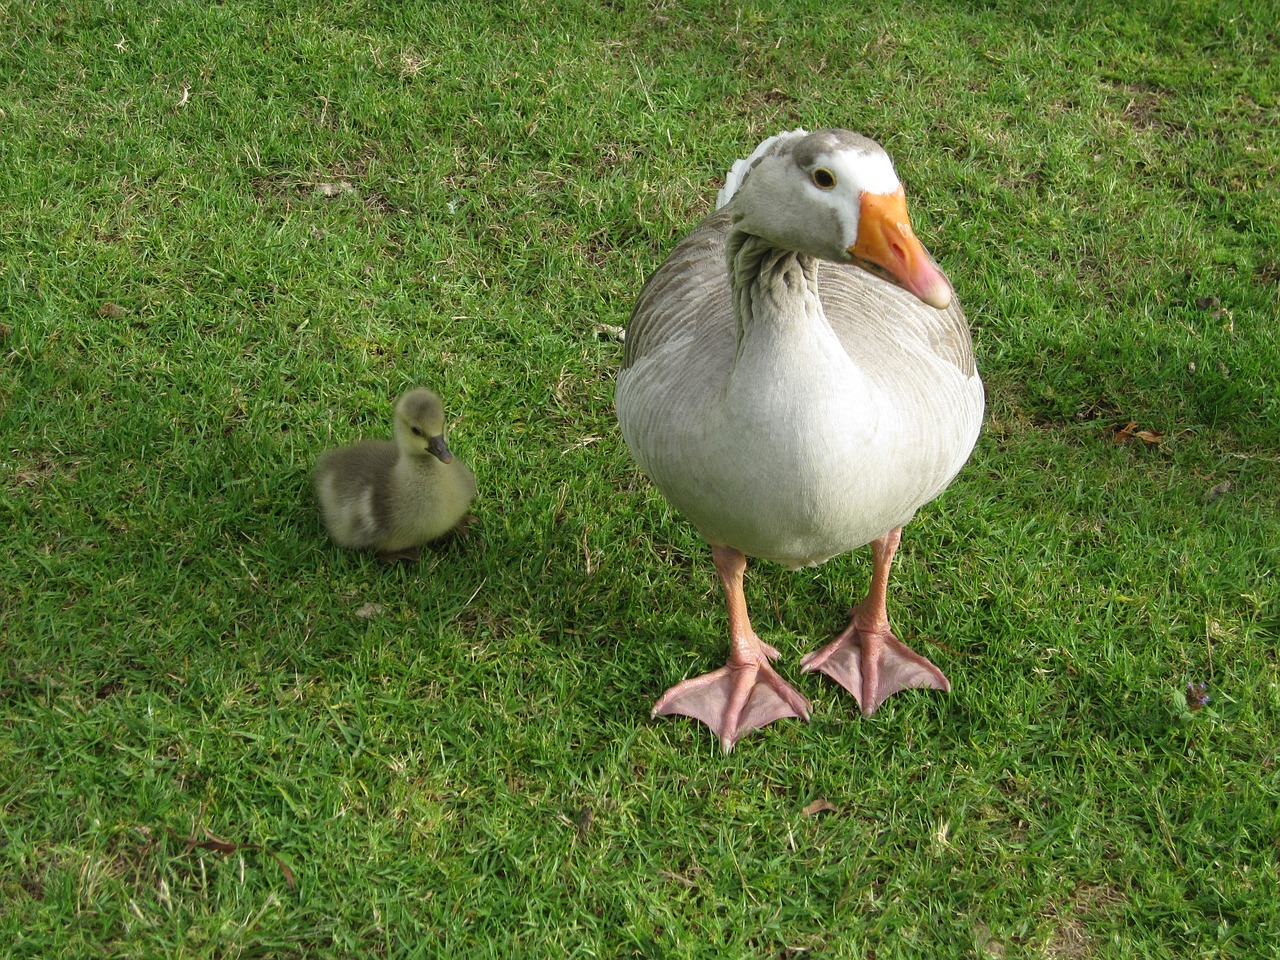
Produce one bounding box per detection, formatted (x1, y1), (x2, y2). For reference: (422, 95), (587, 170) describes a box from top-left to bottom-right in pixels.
(427, 435), (453, 463)
(848, 187), (953, 310)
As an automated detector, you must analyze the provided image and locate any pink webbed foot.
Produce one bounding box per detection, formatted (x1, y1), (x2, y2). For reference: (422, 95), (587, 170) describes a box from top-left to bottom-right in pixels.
(799, 623), (949, 716)
(799, 528), (950, 716)
(653, 639), (811, 753)
(653, 544), (811, 752)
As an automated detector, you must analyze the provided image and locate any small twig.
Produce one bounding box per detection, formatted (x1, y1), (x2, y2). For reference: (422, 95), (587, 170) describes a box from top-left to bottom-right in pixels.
(167, 826), (297, 890)
(658, 869), (696, 889)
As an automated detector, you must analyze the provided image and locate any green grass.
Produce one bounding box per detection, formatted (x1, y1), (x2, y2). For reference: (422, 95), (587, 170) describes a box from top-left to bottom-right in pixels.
(2, 0), (1278, 956)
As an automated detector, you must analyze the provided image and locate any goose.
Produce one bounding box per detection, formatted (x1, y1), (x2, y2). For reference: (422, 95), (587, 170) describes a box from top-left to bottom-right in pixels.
(314, 388), (476, 561)
(616, 129), (983, 752)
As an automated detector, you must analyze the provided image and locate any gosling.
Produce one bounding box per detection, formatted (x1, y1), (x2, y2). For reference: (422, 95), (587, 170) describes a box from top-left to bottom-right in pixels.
(314, 389), (476, 561)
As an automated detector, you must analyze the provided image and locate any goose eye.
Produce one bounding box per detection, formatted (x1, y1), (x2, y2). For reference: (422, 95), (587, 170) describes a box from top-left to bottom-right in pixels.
(411, 426), (424, 437)
(812, 167), (836, 190)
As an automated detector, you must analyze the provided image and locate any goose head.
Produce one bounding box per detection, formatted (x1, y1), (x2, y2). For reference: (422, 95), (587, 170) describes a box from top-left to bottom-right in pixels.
(394, 389), (454, 463)
(728, 129), (952, 309)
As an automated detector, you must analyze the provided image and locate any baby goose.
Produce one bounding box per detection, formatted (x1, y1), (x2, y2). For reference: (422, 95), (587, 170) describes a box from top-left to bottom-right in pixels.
(314, 388), (476, 561)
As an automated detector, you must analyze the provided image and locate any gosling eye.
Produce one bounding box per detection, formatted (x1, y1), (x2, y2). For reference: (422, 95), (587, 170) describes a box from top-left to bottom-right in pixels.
(811, 167), (836, 190)
(410, 426), (424, 437)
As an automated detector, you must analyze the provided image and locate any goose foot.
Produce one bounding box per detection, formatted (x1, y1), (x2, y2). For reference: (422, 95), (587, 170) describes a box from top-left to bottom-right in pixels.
(376, 546), (422, 564)
(798, 528), (949, 716)
(800, 623), (948, 716)
(652, 644), (811, 753)
(652, 544), (811, 752)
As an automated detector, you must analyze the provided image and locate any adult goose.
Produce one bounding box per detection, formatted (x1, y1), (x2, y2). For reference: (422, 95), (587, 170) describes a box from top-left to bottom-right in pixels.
(616, 129), (983, 752)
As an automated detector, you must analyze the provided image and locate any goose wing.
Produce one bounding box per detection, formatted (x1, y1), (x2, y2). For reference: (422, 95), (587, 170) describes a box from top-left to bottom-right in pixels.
(622, 209), (734, 374)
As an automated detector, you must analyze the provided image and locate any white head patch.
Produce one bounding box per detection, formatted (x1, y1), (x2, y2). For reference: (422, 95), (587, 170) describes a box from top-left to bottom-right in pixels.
(819, 147), (901, 195)
(718, 129), (904, 210)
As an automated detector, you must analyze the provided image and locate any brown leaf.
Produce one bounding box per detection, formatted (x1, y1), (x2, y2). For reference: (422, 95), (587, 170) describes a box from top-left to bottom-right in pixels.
(802, 799), (838, 817)
(575, 806), (594, 839)
(182, 830), (239, 855)
(268, 851), (297, 889)
(1203, 480), (1232, 503)
(167, 827), (297, 890)
(98, 301), (128, 318)
(1113, 421), (1163, 445)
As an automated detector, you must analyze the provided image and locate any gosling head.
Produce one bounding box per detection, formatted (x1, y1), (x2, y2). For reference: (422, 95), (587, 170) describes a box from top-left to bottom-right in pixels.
(393, 389), (453, 463)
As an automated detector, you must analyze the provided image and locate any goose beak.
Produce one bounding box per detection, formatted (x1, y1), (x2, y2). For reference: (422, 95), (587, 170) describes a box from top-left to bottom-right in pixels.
(427, 435), (453, 463)
(848, 187), (953, 310)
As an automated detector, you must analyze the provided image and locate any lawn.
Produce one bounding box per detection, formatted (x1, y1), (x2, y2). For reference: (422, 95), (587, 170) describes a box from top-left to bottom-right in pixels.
(2, 0), (1278, 957)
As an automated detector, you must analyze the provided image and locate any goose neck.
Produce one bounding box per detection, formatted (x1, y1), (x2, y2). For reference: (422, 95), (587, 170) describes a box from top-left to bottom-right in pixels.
(727, 229), (824, 346)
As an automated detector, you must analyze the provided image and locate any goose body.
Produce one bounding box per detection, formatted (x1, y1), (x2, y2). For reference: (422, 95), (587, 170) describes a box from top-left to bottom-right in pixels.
(315, 388), (476, 560)
(616, 129), (983, 750)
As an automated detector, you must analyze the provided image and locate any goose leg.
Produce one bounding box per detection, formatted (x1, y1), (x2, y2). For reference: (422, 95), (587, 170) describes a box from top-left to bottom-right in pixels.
(652, 545), (811, 752)
(800, 528), (950, 716)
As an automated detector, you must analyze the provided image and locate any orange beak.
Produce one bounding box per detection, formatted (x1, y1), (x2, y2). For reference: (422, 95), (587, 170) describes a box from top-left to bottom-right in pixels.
(848, 187), (952, 309)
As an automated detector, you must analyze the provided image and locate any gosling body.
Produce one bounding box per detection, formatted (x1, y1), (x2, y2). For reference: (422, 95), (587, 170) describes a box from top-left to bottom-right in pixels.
(315, 389), (476, 558)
